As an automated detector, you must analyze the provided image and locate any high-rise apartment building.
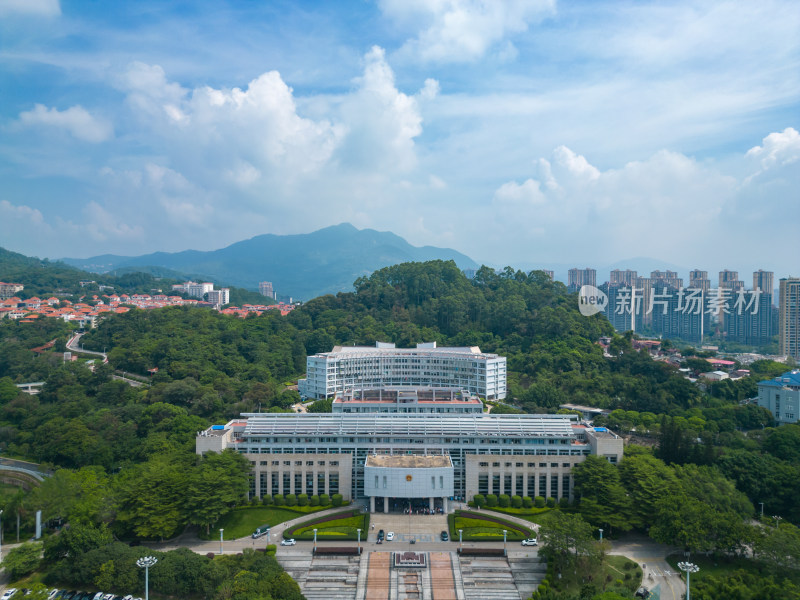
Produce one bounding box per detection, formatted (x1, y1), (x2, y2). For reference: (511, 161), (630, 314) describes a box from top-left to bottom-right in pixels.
(753, 270), (774, 294)
(568, 268), (596, 292)
(779, 278), (800, 359)
(259, 281), (276, 300)
(689, 270), (711, 294)
(610, 269), (637, 286)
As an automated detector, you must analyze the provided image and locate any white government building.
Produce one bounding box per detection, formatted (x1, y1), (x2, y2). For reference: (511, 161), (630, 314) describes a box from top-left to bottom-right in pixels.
(298, 342), (507, 401)
(198, 342), (623, 513)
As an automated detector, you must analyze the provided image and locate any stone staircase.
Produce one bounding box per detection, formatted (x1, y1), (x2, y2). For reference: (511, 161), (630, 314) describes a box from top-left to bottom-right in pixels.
(458, 556), (521, 600)
(508, 556), (546, 599)
(297, 554), (361, 600)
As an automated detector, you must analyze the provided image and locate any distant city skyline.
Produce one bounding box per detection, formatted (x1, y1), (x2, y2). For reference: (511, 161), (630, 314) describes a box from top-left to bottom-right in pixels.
(0, 1), (798, 273)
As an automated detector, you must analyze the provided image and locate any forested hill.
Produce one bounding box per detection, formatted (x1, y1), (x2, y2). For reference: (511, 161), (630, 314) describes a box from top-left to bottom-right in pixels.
(79, 260), (699, 415)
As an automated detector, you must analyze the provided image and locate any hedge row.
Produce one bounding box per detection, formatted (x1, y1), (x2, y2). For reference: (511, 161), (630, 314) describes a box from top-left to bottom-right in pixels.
(284, 509), (363, 538)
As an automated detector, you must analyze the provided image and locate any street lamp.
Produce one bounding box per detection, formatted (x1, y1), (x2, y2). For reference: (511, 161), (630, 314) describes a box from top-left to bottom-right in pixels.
(677, 561), (699, 600)
(759, 502), (764, 518)
(503, 529), (507, 556)
(459, 529), (463, 552)
(773, 515), (782, 528)
(219, 528), (224, 554)
(136, 556), (158, 600)
(313, 528), (318, 553)
(598, 528), (603, 542)
(357, 528), (361, 554)
(0, 509), (4, 561)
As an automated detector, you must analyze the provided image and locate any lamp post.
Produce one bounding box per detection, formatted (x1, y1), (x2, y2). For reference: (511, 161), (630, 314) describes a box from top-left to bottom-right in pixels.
(219, 528), (224, 554)
(677, 561), (699, 600)
(503, 529), (507, 556)
(0, 509), (4, 561)
(459, 529), (463, 552)
(773, 515), (782, 528)
(357, 528), (361, 554)
(136, 556), (158, 600)
(598, 528), (603, 543)
(313, 528), (318, 553)
(759, 502), (764, 518)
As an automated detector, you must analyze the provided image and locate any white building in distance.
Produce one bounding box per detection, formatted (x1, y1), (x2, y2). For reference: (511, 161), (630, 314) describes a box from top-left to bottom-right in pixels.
(298, 342), (507, 400)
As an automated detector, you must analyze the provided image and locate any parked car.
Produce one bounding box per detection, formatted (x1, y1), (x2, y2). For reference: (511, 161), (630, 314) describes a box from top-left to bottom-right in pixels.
(521, 538), (538, 546)
(1, 589), (18, 600)
(281, 538), (296, 546)
(386, 531), (395, 541)
(252, 524), (271, 538)
(440, 531), (449, 541)
(635, 588), (650, 599)
(377, 529), (385, 540)
(91, 593), (104, 600)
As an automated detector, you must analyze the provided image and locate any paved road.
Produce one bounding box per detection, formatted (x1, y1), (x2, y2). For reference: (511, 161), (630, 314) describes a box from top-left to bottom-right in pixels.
(66, 333), (108, 360)
(607, 533), (684, 600)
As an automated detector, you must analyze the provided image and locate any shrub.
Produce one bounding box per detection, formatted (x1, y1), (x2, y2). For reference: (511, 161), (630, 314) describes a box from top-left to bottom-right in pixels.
(522, 496), (533, 508)
(534, 496), (546, 508)
(473, 494), (486, 508)
(249, 496), (260, 506)
(266, 544), (276, 555)
(498, 494), (511, 508)
(206, 552), (215, 559)
(623, 562), (633, 570)
(320, 494), (330, 506)
(546, 497), (556, 508)
(511, 495), (523, 508)
(261, 494), (273, 506)
(486, 494), (498, 507)
(273, 494), (285, 506)
(331, 493), (344, 507)
(310, 495), (320, 506)
(558, 497), (570, 508)
(298, 493), (309, 506)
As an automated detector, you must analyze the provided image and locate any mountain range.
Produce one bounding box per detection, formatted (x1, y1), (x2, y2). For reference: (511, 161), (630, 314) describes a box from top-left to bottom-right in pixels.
(63, 223), (479, 300)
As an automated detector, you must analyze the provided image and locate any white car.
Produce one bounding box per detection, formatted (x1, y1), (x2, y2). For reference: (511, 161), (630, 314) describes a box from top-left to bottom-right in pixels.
(521, 538), (538, 546)
(386, 532), (395, 541)
(281, 538), (297, 546)
(1, 590), (17, 600)
(92, 593), (104, 600)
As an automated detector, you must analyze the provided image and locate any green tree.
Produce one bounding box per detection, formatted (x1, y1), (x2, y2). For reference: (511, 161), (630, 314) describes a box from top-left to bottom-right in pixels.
(539, 510), (598, 574)
(3, 541), (42, 579)
(184, 449), (250, 534)
(572, 455), (632, 533)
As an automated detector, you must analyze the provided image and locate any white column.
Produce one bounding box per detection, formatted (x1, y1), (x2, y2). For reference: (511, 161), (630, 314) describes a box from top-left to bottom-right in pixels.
(384, 497), (389, 513)
(370, 496), (375, 513)
(429, 497), (434, 511)
(443, 497), (448, 513)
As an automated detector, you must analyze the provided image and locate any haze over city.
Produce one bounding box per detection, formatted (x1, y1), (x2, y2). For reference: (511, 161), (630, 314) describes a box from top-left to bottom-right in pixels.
(1, 0), (798, 273)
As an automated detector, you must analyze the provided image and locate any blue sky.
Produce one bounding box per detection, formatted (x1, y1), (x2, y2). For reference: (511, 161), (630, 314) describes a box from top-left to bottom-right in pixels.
(1, 0), (798, 277)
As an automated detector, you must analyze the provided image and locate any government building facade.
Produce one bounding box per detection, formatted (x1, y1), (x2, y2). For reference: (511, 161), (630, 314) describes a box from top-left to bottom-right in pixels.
(298, 342), (507, 401)
(197, 342), (623, 512)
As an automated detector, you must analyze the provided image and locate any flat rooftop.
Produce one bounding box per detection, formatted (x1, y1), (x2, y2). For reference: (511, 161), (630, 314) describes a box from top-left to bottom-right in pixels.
(236, 413), (578, 438)
(365, 455), (452, 468)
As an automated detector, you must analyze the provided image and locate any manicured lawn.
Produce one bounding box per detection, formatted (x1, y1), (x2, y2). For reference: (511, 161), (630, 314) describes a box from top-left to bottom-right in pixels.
(448, 510), (533, 541)
(484, 506), (552, 524)
(286, 510), (370, 540)
(201, 505), (329, 540)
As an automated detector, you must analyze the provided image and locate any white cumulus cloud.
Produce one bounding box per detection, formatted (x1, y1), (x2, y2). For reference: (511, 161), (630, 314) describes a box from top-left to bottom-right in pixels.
(18, 104), (113, 142)
(380, 0), (555, 63)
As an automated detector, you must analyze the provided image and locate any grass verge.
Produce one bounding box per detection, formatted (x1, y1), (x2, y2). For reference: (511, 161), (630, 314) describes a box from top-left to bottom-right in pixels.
(200, 505), (330, 540)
